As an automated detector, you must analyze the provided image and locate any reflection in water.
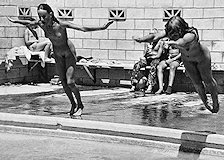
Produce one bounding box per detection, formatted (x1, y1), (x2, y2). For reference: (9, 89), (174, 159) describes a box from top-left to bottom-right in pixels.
(141, 103), (182, 127)
(0, 89), (224, 134)
(1, 88), (224, 160)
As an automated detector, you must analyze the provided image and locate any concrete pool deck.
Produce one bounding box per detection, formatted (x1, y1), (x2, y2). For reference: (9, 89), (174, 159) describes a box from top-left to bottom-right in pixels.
(0, 112), (224, 159)
(1, 83), (224, 159)
(0, 83), (63, 95)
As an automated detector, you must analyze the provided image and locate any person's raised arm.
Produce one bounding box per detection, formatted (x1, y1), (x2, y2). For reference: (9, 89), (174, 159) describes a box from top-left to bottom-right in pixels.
(152, 40), (164, 59)
(7, 17), (38, 27)
(133, 30), (166, 43)
(60, 20), (114, 32)
(166, 33), (195, 49)
(171, 52), (181, 61)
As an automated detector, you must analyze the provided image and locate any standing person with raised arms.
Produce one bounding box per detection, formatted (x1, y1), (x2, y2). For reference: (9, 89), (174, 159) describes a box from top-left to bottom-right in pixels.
(133, 16), (219, 113)
(8, 3), (114, 116)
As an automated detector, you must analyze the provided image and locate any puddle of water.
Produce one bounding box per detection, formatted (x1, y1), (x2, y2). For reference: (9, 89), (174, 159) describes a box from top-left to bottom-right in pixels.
(0, 87), (224, 135)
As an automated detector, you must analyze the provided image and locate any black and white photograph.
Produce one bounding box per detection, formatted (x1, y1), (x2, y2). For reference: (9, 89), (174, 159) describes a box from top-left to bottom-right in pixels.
(0, 0), (224, 159)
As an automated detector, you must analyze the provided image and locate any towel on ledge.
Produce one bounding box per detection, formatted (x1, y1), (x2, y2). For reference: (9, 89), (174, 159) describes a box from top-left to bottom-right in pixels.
(5, 46), (54, 71)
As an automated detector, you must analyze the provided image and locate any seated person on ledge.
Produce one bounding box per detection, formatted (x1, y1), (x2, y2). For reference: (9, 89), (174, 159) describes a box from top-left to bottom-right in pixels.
(131, 35), (166, 93)
(24, 18), (52, 60)
(155, 42), (181, 95)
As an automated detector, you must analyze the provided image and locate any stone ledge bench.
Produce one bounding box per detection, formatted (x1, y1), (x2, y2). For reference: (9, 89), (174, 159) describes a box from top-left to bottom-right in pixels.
(74, 62), (224, 93)
(1, 57), (224, 94)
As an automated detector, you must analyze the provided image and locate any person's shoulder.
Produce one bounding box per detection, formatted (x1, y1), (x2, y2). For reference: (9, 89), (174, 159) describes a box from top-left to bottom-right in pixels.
(183, 28), (199, 45)
(57, 20), (68, 27)
(183, 33), (196, 43)
(187, 27), (198, 37)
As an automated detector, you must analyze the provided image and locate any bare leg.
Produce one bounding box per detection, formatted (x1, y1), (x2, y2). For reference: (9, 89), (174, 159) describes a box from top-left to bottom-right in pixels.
(66, 66), (84, 112)
(183, 60), (212, 112)
(155, 61), (166, 94)
(197, 59), (219, 113)
(130, 59), (147, 92)
(61, 80), (77, 114)
(146, 59), (159, 94)
(204, 77), (219, 113)
(165, 61), (180, 94)
(168, 61), (179, 86)
(67, 40), (83, 108)
(35, 41), (52, 58)
(55, 61), (77, 115)
(66, 40), (84, 115)
(43, 42), (52, 58)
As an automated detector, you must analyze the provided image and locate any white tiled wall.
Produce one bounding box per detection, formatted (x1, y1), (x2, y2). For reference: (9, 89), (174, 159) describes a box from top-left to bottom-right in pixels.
(1, 0), (224, 67)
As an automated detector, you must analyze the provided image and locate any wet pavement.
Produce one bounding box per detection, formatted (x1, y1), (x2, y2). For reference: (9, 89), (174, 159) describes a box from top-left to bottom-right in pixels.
(1, 84), (224, 135)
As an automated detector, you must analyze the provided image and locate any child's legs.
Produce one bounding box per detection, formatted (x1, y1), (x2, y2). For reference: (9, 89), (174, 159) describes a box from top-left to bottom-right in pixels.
(168, 60), (180, 87)
(44, 42), (52, 58)
(197, 59), (219, 111)
(131, 60), (146, 86)
(183, 60), (209, 108)
(157, 60), (167, 90)
(147, 59), (159, 87)
(65, 54), (83, 109)
(55, 56), (76, 109)
(138, 77), (147, 90)
(35, 41), (51, 58)
(35, 41), (49, 51)
(130, 62), (139, 86)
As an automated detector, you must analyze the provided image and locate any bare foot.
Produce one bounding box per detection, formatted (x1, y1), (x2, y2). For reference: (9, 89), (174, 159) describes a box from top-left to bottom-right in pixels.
(73, 108), (83, 116)
(204, 104), (213, 113)
(155, 89), (163, 95)
(165, 86), (172, 95)
(130, 86), (136, 92)
(68, 104), (77, 116)
(145, 85), (152, 94)
(78, 104), (84, 110)
(212, 103), (219, 113)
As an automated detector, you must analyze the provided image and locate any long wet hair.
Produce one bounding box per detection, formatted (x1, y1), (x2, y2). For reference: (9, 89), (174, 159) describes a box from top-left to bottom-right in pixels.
(165, 16), (190, 40)
(37, 3), (59, 24)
